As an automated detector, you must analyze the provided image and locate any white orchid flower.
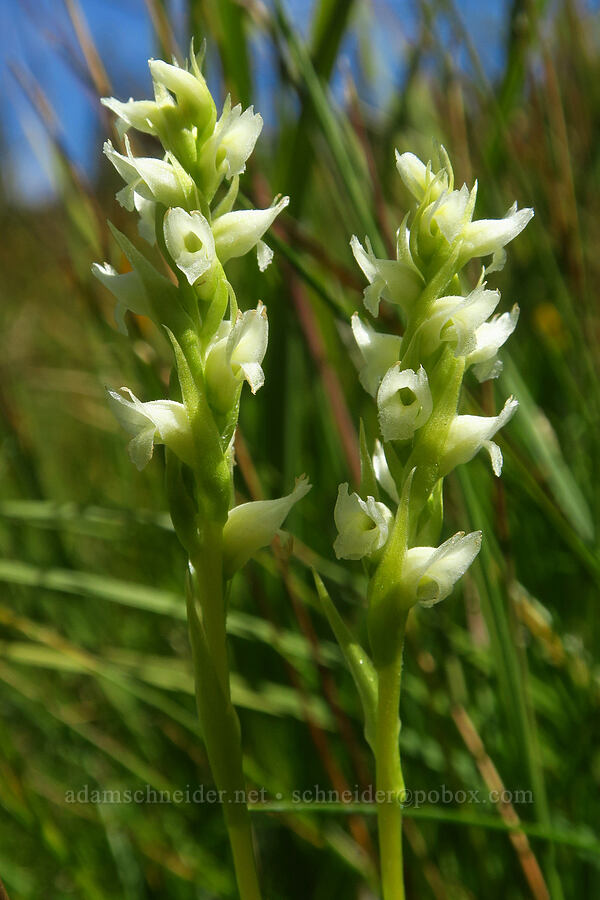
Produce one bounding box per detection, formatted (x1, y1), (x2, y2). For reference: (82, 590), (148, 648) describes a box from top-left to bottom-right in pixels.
(212, 196), (289, 267)
(420, 285), (501, 358)
(467, 305), (520, 382)
(441, 396), (518, 477)
(402, 531), (482, 607)
(333, 484), (393, 560)
(213, 95), (263, 179)
(377, 364), (433, 442)
(351, 314), (402, 397)
(205, 304), (269, 410)
(92, 263), (150, 334)
(108, 388), (195, 471)
(350, 235), (423, 317)
(103, 138), (194, 212)
(223, 476), (311, 576)
(460, 202), (534, 264)
(163, 208), (216, 285)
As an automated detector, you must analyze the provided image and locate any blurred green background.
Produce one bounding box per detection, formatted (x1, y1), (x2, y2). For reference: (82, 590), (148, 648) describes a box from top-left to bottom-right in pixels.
(1, 0), (599, 897)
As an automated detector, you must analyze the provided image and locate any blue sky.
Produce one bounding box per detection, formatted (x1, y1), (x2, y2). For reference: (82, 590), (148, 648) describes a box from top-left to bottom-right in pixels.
(0, 0), (593, 206)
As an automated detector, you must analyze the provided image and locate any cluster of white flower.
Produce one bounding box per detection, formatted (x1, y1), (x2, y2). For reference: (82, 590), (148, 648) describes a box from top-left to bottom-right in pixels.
(95, 48), (308, 573)
(334, 148), (532, 609)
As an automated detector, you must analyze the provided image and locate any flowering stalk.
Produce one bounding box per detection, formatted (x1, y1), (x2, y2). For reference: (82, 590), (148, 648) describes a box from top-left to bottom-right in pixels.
(96, 45), (310, 900)
(320, 146), (532, 899)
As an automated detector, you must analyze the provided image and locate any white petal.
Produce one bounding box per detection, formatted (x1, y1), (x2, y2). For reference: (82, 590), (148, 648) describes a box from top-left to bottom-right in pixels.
(468, 305), (519, 381)
(404, 531), (482, 606)
(433, 184), (472, 243)
(461, 207), (533, 260)
(216, 101), (263, 178)
(229, 304), (268, 378)
(372, 440), (400, 503)
(101, 97), (158, 137)
(442, 396), (518, 475)
(333, 484), (392, 560)
(104, 139), (193, 210)
(351, 314), (402, 397)
(163, 207), (216, 285)
(377, 364), (433, 442)
(205, 305), (268, 406)
(223, 476), (311, 575)
(212, 197), (289, 263)
(350, 235), (423, 316)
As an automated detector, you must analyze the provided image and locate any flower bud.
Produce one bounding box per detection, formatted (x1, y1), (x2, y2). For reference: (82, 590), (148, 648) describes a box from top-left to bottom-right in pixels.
(402, 531), (482, 607)
(377, 364), (433, 442)
(148, 58), (216, 137)
(395, 150), (449, 203)
(223, 476), (311, 576)
(333, 484), (393, 560)
(163, 208), (216, 285)
(108, 387), (195, 470)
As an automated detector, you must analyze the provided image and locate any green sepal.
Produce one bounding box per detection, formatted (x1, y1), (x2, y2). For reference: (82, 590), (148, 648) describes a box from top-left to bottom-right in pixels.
(359, 419), (378, 500)
(313, 570), (378, 752)
(107, 221), (182, 328)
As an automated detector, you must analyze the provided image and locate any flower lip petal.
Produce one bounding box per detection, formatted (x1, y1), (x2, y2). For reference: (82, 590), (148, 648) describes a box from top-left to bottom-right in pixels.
(163, 207), (216, 285)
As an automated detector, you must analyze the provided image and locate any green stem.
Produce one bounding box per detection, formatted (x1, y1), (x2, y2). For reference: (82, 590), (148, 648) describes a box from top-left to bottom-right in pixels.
(375, 633), (407, 900)
(187, 533), (262, 900)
